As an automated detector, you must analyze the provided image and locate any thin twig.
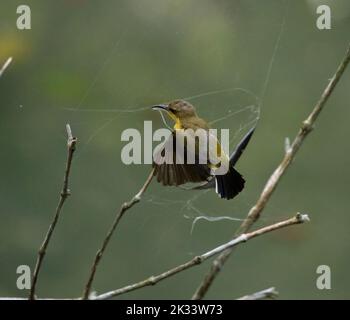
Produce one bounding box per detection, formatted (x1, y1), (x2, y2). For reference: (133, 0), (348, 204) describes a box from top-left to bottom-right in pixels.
(191, 44), (350, 300)
(93, 213), (309, 300)
(237, 287), (278, 300)
(0, 57), (12, 78)
(82, 168), (155, 299)
(0, 214), (307, 300)
(0, 297), (78, 300)
(29, 124), (77, 300)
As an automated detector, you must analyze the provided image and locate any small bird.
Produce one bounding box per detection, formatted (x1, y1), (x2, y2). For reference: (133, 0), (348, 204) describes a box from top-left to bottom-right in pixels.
(152, 100), (247, 200)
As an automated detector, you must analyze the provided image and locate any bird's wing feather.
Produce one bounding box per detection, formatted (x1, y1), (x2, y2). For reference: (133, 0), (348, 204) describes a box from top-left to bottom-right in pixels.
(153, 130), (211, 186)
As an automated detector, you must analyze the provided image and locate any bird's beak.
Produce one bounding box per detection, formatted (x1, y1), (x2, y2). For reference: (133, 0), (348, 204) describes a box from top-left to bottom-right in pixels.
(152, 104), (169, 112)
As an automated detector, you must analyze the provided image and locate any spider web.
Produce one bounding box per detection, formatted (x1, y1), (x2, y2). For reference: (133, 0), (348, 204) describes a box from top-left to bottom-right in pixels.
(52, 1), (289, 242)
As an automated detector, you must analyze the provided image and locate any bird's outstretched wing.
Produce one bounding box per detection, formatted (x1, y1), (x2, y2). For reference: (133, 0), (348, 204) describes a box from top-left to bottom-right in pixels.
(192, 126), (256, 190)
(152, 130), (211, 186)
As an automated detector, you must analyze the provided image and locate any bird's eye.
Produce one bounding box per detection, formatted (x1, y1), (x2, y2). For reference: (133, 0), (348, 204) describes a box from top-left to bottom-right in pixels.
(169, 107), (176, 113)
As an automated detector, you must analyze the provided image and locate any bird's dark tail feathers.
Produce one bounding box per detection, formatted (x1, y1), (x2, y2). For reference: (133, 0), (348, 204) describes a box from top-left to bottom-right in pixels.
(215, 166), (245, 200)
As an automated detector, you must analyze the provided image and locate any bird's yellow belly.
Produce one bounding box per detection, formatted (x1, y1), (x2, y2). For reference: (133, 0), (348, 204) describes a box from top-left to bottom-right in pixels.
(173, 119), (183, 130)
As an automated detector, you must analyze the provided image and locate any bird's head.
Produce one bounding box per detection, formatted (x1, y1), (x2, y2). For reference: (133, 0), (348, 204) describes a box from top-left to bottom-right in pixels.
(152, 100), (196, 120)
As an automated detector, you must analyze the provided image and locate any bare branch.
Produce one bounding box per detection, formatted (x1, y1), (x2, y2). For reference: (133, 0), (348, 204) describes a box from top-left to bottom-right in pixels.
(237, 287), (278, 300)
(0, 297), (78, 300)
(0, 57), (12, 78)
(29, 124), (77, 300)
(93, 213), (309, 300)
(191, 43), (350, 300)
(82, 168), (155, 299)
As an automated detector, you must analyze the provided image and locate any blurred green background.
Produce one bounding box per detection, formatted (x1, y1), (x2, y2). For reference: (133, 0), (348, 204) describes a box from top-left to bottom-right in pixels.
(0, 0), (349, 300)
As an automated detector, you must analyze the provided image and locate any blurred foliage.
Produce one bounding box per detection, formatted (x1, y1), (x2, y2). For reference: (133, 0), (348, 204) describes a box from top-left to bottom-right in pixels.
(0, 0), (349, 299)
